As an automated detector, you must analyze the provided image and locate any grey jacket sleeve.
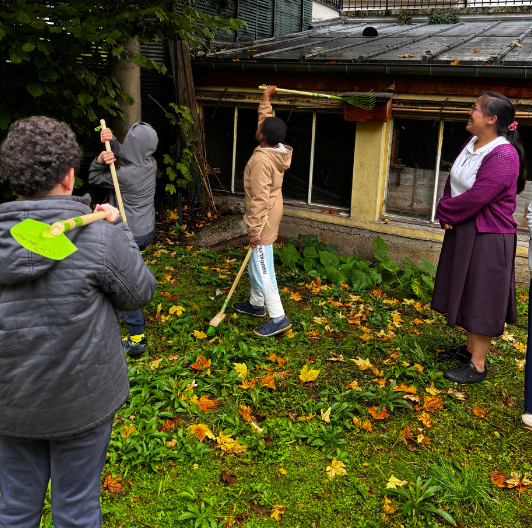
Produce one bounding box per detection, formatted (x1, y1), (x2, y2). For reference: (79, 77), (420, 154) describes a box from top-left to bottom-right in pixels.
(88, 159), (126, 189)
(99, 220), (156, 311)
(110, 136), (122, 157)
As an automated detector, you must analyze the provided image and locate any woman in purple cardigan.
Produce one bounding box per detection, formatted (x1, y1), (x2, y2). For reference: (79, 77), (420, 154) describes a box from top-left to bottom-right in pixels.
(432, 91), (526, 384)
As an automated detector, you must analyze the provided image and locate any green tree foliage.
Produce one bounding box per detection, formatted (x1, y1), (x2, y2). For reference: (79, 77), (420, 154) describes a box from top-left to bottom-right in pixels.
(0, 1), (244, 198)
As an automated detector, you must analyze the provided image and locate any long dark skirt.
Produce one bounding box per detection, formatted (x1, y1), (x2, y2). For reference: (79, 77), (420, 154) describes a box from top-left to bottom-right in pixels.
(431, 217), (517, 337)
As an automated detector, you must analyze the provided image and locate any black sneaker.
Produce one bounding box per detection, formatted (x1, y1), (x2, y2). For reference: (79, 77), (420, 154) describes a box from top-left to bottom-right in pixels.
(124, 337), (149, 358)
(254, 317), (292, 337)
(438, 344), (471, 363)
(444, 361), (487, 384)
(233, 301), (266, 317)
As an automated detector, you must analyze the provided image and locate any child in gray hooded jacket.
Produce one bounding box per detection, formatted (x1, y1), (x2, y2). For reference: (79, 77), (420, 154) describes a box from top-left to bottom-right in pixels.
(89, 122), (158, 357)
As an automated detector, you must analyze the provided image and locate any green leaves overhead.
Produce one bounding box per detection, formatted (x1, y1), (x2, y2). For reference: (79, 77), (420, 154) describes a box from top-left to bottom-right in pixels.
(0, 0), (244, 140)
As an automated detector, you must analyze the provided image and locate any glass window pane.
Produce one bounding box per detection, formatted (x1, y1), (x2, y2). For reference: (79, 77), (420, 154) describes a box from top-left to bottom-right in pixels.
(311, 114), (355, 209)
(235, 108), (259, 193)
(275, 110), (313, 203)
(385, 118), (439, 221)
(434, 120), (471, 216)
(203, 106), (234, 192)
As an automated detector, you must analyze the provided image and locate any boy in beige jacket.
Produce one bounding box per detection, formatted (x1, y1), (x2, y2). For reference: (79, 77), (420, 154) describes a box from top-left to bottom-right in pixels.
(233, 86), (293, 337)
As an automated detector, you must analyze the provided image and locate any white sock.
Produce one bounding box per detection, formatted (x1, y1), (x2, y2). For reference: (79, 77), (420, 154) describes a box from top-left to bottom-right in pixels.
(272, 315), (285, 323)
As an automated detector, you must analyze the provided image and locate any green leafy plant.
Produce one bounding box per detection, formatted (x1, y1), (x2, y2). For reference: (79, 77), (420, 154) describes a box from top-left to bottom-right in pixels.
(178, 486), (227, 527)
(428, 458), (498, 513)
(163, 104), (197, 195)
(429, 12), (460, 24)
(397, 10), (413, 25)
(374, 236), (436, 299)
(364, 380), (413, 413)
(384, 476), (456, 526)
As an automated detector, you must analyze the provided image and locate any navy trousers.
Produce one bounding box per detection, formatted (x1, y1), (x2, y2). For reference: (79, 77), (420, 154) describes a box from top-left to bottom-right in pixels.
(525, 279), (532, 413)
(0, 417), (113, 528)
(121, 231), (153, 335)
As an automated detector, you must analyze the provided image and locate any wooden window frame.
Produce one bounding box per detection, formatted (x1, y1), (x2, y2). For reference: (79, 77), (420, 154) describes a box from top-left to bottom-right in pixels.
(201, 103), (355, 211)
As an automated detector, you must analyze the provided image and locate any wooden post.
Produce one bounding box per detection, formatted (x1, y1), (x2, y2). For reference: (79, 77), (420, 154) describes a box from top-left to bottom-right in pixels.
(176, 40), (209, 207)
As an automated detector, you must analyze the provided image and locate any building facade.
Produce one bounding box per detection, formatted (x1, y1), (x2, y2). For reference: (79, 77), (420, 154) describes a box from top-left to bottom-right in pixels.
(193, 16), (532, 281)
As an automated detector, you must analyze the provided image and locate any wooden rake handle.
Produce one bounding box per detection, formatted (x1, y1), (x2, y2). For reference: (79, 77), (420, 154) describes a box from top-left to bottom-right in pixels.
(220, 216), (270, 312)
(49, 211), (106, 236)
(258, 85), (331, 99)
(100, 119), (128, 223)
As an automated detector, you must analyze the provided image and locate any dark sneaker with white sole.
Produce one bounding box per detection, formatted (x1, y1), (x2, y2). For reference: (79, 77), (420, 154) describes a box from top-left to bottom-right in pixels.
(254, 317), (292, 337)
(233, 301), (266, 317)
(124, 337), (149, 358)
(444, 361), (486, 384)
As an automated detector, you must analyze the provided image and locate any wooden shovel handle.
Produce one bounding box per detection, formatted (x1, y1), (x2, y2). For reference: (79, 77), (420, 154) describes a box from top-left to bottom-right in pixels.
(258, 85), (330, 99)
(100, 119), (128, 223)
(49, 211), (106, 236)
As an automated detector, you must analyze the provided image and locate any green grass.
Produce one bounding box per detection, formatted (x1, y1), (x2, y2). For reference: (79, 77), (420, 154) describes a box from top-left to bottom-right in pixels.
(84, 240), (532, 528)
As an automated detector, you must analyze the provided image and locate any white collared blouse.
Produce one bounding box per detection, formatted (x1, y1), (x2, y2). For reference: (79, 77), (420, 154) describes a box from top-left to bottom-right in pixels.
(450, 135), (510, 198)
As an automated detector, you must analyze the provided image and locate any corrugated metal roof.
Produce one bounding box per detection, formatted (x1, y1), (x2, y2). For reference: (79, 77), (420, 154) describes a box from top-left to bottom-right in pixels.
(204, 18), (532, 65)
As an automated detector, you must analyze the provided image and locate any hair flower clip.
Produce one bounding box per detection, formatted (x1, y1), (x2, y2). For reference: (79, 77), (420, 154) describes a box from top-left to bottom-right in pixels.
(508, 121), (518, 131)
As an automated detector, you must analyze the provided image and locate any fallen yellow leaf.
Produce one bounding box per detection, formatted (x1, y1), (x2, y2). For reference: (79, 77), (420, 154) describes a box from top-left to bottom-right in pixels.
(299, 364), (320, 383)
(326, 458), (347, 480)
(386, 475), (408, 489)
(321, 407), (332, 423)
(270, 505), (286, 521)
(234, 363), (248, 379)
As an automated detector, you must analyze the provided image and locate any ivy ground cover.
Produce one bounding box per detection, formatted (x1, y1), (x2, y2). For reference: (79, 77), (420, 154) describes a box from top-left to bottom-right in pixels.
(83, 237), (532, 528)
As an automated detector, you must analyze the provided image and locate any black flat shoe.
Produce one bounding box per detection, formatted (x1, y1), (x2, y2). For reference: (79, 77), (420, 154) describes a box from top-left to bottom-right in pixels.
(444, 361), (487, 384)
(437, 344), (472, 363)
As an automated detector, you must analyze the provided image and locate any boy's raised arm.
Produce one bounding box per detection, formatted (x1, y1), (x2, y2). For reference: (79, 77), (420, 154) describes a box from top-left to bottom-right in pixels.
(258, 85), (276, 128)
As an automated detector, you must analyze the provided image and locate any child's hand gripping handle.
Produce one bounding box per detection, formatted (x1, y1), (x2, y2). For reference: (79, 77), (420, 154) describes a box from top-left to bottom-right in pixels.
(49, 212), (107, 236)
(220, 216), (269, 313)
(100, 119), (128, 223)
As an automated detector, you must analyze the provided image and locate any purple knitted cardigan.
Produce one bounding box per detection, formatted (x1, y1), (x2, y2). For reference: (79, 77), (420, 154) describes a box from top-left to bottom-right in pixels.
(436, 140), (520, 233)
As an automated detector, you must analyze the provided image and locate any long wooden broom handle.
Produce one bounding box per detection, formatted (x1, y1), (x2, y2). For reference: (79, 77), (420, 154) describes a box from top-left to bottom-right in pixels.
(49, 211), (106, 236)
(258, 85), (331, 99)
(100, 119), (128, 223)
(222, 216), (269, 306)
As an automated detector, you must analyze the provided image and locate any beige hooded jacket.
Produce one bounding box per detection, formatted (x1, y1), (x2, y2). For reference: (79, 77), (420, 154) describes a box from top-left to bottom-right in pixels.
(244, 102), (293, 246)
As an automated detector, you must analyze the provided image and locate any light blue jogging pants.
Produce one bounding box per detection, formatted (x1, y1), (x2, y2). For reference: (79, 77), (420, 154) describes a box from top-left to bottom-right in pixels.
(248, 244), (285, 319)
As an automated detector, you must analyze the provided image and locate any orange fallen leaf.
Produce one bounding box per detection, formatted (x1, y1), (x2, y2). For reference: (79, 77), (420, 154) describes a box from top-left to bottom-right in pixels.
(238, 404), (253, 421)
(187, 423), (215, 441)
(368, 406), (389, 420)
(472, 406), (490, 418)
(124, 425), (136, 439)
(197, 395), (218, 411)
(261, 372), (277, 390)
(490, 470), (508, 488)
(103, 473), (123, 494)
(424, 396), (444, 413)
(416, 412), (433, 429)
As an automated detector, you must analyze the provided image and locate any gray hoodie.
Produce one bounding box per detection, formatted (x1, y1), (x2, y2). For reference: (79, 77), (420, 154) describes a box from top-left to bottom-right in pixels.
(0, 194), (156, 438)
(89, 122), (158, 238)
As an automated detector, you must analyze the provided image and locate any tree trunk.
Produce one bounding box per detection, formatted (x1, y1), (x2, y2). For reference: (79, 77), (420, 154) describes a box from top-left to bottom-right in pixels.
(110, 38), (141, 142)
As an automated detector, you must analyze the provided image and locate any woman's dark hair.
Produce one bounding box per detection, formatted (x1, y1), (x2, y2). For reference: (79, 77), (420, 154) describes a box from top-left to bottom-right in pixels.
(480, 91), (526, 194)
(261, 116), (287, 146)
(0, 116), (82, 197)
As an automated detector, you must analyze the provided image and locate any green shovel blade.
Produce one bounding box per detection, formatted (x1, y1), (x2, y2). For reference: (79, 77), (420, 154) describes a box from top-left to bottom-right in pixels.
(11, 218), (78, 261)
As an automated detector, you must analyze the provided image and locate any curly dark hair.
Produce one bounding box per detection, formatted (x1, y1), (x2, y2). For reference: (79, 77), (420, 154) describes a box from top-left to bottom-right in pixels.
(0, 116), (83, 197)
